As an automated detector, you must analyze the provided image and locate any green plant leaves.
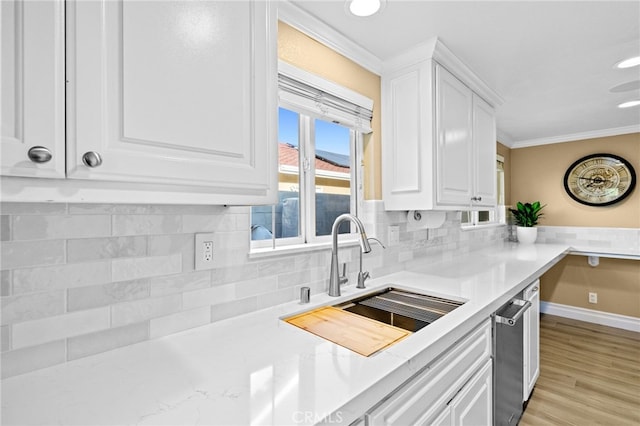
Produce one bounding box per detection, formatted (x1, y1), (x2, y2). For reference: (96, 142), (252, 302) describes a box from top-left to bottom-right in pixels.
(509, 201), (545, 227)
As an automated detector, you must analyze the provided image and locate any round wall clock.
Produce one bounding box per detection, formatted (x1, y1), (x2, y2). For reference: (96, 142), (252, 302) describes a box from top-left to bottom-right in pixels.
(563, 153), (636, 206)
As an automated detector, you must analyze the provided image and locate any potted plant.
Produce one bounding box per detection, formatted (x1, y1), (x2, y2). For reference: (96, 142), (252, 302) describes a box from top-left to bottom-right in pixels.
(509, 201), (545, 244)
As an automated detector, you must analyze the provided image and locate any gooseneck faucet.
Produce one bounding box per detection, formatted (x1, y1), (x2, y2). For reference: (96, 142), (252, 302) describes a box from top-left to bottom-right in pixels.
(328, 214), (372, 297)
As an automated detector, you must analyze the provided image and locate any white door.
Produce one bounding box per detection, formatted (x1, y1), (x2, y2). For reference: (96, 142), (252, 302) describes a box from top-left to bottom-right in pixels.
(436, 65), (473, 207)
(472, 94), (497, 207)
(451, 361), (493, 426)
(66, 0), (277, 201)
(1, 0), (65, 178)
(524, 280), (541, 400)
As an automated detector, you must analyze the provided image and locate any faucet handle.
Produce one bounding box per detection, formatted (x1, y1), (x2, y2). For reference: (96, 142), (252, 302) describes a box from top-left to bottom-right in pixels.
(357, 271), (370, 289)
(339, 263), (348, 285)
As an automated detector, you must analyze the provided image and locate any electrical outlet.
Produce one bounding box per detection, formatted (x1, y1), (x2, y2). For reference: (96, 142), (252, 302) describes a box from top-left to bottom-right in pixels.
(588, 292), (598, 304)
(195, 233), (215, 270)
(388, 225), (400, 247)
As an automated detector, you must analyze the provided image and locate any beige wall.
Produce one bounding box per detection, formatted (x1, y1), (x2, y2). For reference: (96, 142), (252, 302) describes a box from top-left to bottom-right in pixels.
(278, 22), (382, 200)
(510, 133), (640, 318)
(510, 133), (640, 228)
(541, 256), (640, 318)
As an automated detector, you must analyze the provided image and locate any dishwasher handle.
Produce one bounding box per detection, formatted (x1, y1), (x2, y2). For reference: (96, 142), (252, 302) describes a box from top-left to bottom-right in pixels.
(495, 298), (531, 326)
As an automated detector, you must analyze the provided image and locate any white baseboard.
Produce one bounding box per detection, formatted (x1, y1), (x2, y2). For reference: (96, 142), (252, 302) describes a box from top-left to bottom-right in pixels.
(540, 302), (640, 332)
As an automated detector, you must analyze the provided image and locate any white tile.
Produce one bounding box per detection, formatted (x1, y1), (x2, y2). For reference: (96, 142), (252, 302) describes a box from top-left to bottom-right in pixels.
(182, 283), (235, 310)
(149, 271), (211, 297)
(67, 236), (147, 262)
(12, 215), (111, 240)
(12, 261), (112, 294)
(1, 340), (66, 379)
(67, 322), (149, 361)
(1, 290), (65, 325)
(112, 215), (182, 236)
(12, 308), (110, 349)
(111, 294), (182, 327)
(0, 240), (65, 270)
(149, 307), (210, 339)
(112, 254), (182, 282)
(0, 202), (67, 215)
(68, 280), (150, 311)
(236, 276), (278, 298)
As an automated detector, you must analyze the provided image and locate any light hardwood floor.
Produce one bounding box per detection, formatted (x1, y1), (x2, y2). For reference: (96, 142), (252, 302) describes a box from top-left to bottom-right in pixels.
(519, 314), (640, 426)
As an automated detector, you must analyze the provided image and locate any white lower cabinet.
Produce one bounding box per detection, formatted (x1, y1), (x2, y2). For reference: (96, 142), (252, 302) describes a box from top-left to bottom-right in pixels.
(523, 280), (541, 401)
(450, 361), (493, 425)
(365, 320), (492, 426)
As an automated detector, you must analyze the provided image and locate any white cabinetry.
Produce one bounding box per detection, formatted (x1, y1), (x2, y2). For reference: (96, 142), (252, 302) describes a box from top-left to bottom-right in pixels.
(523, 279), (541, 401)
(1, 0), (278, 205)
(1, 0), (66, 178)
(366, 320), (492, 426)
(382, 38), (501, 211)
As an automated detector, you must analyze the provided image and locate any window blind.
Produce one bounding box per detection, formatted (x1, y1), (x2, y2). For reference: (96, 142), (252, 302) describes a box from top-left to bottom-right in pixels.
(278, 61), (374, 133)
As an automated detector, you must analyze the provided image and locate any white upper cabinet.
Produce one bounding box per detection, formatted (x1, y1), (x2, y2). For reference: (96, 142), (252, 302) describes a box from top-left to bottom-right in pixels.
(2, 0), (277, 205)
(1, 0), (66, 178)
(382, 38), (501, 211)
(472, 94), (498, 207)
(435, 65), (474, 206)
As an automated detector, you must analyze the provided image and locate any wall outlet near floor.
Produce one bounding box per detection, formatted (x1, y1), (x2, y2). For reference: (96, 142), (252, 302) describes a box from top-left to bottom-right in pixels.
(195, 233), (215, 270)
(588, 292), (598, 304)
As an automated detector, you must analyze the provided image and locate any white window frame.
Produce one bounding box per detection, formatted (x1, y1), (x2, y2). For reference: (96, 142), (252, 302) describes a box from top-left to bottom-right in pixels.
(250, 63), (371, 253)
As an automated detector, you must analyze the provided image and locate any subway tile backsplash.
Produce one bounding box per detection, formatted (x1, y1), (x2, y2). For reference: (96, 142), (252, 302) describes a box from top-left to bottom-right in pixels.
(0, 201), (506, 378)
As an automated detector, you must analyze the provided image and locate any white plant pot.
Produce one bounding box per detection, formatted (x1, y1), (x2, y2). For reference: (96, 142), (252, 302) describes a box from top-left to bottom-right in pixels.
(516, 226), (538, 244)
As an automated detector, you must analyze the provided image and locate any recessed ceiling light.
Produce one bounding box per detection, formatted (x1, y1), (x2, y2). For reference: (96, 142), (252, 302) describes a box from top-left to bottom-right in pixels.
(346, 0), (384, 17)
(618, 100), (640, 108)
(615, 56), (640, 69)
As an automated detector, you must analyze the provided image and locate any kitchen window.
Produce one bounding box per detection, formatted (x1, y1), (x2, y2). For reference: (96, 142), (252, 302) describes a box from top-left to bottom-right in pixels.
(250, 62), (373, 252)
(461, 155), (506, 227)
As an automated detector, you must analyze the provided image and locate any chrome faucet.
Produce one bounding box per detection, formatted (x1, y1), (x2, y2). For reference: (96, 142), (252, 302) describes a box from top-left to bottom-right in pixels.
(328, 214), (372, 297)
(357, 237), (386, 289)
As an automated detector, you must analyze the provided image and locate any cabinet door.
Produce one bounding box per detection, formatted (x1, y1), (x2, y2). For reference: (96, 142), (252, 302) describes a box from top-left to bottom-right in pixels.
(472, 94), (497, 207)
(66, 0), (277, 202)
(523, 280), (541, 401)
(450, 361), (493, 426)
(1, 0), (65, 178)
(435, 65), (473, 207)
(381, 61), (436, 211)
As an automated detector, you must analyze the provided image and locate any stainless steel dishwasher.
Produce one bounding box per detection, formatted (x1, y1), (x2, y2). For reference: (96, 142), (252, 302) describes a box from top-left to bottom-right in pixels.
(493, 293), (532, 426)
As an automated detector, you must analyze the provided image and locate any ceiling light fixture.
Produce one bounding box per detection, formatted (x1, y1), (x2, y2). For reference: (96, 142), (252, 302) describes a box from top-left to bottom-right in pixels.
(347, 0), (384, 17)
(615, 56), (640, 69)
(618, 100), (640, 108)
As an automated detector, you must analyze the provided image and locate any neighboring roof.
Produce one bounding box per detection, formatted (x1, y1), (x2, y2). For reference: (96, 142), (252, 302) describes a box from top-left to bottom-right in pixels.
(279, 143), (350, 174)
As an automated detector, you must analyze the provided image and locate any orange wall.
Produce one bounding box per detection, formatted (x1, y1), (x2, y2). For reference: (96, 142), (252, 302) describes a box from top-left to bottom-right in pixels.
(510, 133), (640, 228)
(277, 22), (382, 200)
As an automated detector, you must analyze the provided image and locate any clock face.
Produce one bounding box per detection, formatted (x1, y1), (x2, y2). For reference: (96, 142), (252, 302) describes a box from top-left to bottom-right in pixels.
(563, 153), (636, 206)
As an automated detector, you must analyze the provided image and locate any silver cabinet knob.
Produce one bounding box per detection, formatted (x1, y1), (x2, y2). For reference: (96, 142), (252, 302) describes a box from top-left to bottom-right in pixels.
(27, 146), (52, 163)
(82, 151), (103, 168)
(471, 196), (482, 202)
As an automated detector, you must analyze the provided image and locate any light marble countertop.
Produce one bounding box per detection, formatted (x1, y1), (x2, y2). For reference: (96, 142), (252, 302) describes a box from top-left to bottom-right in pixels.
(1, 242), (570, 426)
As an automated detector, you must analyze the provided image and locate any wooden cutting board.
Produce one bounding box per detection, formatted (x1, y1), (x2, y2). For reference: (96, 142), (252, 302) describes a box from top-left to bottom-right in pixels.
(285, 306), (411, 356)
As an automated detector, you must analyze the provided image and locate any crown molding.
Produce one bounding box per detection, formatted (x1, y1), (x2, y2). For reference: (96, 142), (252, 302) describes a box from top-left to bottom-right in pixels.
(509, 125), (640, 149)
(277, 1), (383, 75)
(382, 37), (504, 107)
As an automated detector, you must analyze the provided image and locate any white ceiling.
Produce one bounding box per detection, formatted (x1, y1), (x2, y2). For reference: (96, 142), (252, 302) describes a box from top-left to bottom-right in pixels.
(287, 0), (640, 147)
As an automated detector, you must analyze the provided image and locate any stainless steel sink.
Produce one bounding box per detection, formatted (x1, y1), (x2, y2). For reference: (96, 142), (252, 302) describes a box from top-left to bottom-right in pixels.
(334, 287), (465, 332)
